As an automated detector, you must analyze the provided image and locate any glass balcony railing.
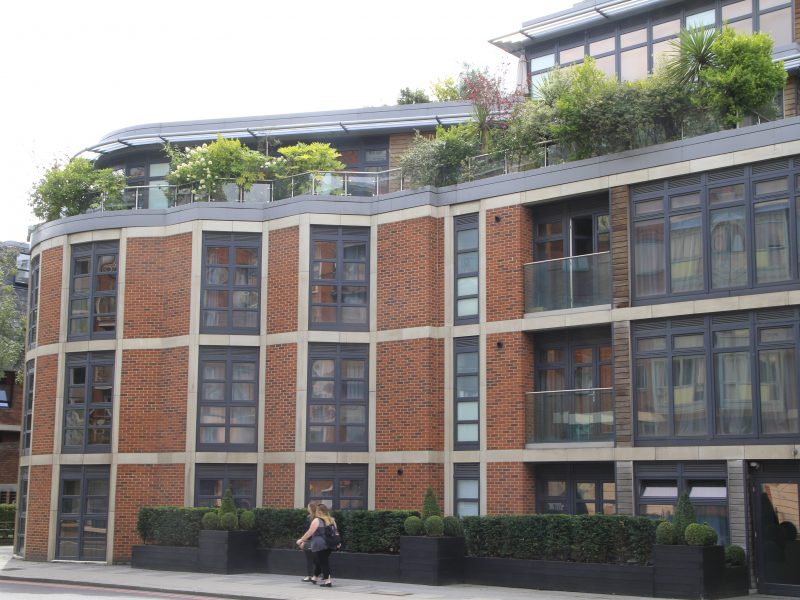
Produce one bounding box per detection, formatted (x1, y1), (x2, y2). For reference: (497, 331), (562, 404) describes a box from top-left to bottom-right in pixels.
(525, 388), (614, 444)
(523, 251), (611, 312)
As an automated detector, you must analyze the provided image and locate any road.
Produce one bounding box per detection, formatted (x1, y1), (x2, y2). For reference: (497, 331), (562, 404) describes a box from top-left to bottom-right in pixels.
(0, 580), (238, 600)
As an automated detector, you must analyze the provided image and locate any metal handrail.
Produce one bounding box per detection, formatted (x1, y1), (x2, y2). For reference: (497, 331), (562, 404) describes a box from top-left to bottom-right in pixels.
(528, 387), (613, 396)
(523, 251), (611, 266)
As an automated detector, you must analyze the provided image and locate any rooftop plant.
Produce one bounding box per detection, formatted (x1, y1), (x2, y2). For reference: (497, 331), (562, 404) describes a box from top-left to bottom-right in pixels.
(0, 246), (25, 375)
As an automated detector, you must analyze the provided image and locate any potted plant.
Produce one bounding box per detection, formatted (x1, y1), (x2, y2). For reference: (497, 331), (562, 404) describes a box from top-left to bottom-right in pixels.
(399, 487), (465, 585)
(198, 489), (258, 574)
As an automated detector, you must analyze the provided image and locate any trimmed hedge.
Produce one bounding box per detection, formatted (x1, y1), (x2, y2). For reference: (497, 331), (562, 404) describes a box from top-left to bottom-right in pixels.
(0, 503), (15, 546)
(137, 507), (215, 546)
(462, 514), (658, 565)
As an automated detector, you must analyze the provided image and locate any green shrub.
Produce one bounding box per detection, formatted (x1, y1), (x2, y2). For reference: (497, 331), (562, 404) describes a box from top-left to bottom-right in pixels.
(443, 515), (463, 537)
(656, 521), (677, 545)
(219, 512), (238, 531)
(201, 511), (221, 530)
(332, 509), (418, 553)
(725, 544), (746, 566)
(422, 486), (442, 520)
(220, 489), (236, 515)
(404, 515), (424, 536)
(685, 523), (717, 546)
(0, 503), (15, 546)
(424, 515), (444, 537)
(239, 510), (255, 531)
(673, 492), (697, 545)
(253, 508), (307, 549)
(137, 507), (215, 546)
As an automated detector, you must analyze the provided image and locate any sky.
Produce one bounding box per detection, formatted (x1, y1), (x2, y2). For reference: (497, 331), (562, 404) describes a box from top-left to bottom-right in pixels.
(0, 0), (576, 244)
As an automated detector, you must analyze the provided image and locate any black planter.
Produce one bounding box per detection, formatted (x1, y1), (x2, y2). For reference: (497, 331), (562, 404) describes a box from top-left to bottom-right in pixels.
(198, 530), (259, 574)
(653, 544), (746, 599)
(399, 536), (465, 585)
(464, 556), (654, 596)
(131, 544), (198, 571)
(259, 547), (401, 581)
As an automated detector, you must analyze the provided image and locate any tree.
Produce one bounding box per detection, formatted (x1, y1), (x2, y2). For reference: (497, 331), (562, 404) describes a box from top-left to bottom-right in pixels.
(268, 142), (345, 178)
(0, 247), (24, 375)
(397, 87), (431, 105)
(399, 123), (481, 187)
(459, 65), (519, 151)
(29, 158), (126, 221)
(431, 77), (462, 102)
(666, 27), (720, 86)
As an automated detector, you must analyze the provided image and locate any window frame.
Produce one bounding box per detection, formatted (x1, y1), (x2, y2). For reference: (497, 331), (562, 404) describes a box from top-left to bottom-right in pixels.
(27, 255), (39, 348)
(454, 337), (480, 450)
(56, 465), (110, 561)
(454, 463), (480, 517)
(536, 462), (616, 515)
(194, 463), (257, 509)
(62, 352), (114, 454)
(305, 463), (368, 510)
(22, 360), (33, 454)
(68, 242), (119, 341)
(454, 214), (479, 325)
(15, 466), (28, 556)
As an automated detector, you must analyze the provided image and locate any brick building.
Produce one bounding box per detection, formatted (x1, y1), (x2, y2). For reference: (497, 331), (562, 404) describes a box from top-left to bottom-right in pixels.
(15, 1), (800, 596)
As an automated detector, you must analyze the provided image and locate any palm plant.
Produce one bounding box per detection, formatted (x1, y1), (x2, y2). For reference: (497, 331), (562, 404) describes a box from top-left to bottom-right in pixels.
(665, 26), (719, 86)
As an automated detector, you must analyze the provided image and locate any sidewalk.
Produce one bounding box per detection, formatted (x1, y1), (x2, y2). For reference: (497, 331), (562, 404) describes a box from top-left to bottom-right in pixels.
(0, 546), (769, 600)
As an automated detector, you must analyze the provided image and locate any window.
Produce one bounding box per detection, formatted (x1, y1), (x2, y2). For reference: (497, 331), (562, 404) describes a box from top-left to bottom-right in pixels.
(454, 463), (480, 517)
(68, 242), (118, 339)
(201, 233), (261, 334)
(307, 344), (368, 451)
(57, 465), (110, 560)
(636, 462), (729, 545)
(63, 352), (114, 453)
(310, 226), (369, 330)
(27, 255), (39, 347)
(15, 252), (30, 286)
(22, 361), (33, 453)
(537, 463), (616, 515)
(455, 214), (479, 324)
(197, 347), (259, 451)
(195, 464), (256, 509)
(306, 464), (367, 509)
(15, 467), (28, 556)
(632, 159), (800, 302)
(530, 52), (555, 95)
(633, 309), (800, 442)
(0, 383), (9, 409)
(454, 338), (479, 450)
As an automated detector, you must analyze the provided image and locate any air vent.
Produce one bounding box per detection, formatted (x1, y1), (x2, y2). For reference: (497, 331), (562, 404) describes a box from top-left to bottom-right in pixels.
(672, 318), (704, 329)
(632, 182), (665, 197)
(757, 308), (796, 322)
(668, 175), (701, 189)
(708, 167), (744, 182)
(634, 321), (665, 333)
(752, 159), (789, 174)
(455, 213), (479, 226)
(455, 336), (480, 350)
(712, 313), (748, 325)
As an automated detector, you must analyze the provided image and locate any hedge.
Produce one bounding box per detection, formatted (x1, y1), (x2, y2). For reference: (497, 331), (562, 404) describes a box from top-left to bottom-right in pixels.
(462, 514), (658, 565)
(137, 506), (215, 546)
(0, 503), (15, 546)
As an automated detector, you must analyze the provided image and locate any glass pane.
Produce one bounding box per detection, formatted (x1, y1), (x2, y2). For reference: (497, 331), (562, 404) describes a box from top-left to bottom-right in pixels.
(314, 241), (336, 260)
(689, 480), (727, 499)
(202, 383), (224, 401)
(686, 9), (715, 28)
(457, 298), (478, 318)
(457, 375), (479, 398)
(343, 380), (365, 400)
(652, 18), (680, 38)
(202, 361), (225, 381)
(652, 39), (677, 67)
(232, 247), (257, 267)
(673, 355), (707, 436)
(343, 263), (366, 281)
(594, 54), (615, 78)
(312, 381), (334, 399)
(639, 337), (667, 352)
(576, 482), (596, 500)
(341, 405), (365, 424)
(311, 285), (337, 304)
(88, 409), (111, 426)
(311, 306), (337, 324)
(233, 267), (257, 286)
(343, 241), (367, 260)
(714, 329), (750, 347)
(74, 257), (90, 276)
(621, 28), (647, 48)
(674, 334), (704, 349)
(457, 251), (478, 274)
(97, 255), (117, 273)
(759, 8), (792, 46)
(65, 409), (85, 427)
(229, 427), (255, 444)
(206, 267), (228, 285)
(200, 406), (225, 424)
(641, 481), (678, 498)
(308, 425), (335, 444)
(232, 382), (255, 401)
(341, 425), (366, 443)
(96, 274), (116, 291)
(342, 359), (365, 379)
(759, 326), (793, 343)
(341, 286), (367, 304)
(710, 206), (747, 289)
(559, 44), (584, 64)
(71, 298), (88, 316)
(457, 501), (480, 517)
(203, 290), (229, 309)
(728, 17), (753, 33)
(621, 46), (649, 80)
(636, 357), (669, 436)
(457, 228), (478, 251)
(341, 306), (367, 324)
(603, 482), (616, 501)
(230, 406), (255, 425)
(68, 388), (86, 404)
(457, 423), (479, 442)
(640, 504), (675, 519)
(232, 363), (256, 381)
(590, 37), (615, 55)
(537, 221), (562, 236)
(61, 497), (80, 513)
(64, 429), (84, 446)
(635, 220), (666, 296)
(313, 261), (336, 280)
(547, 480), (567, 496)
(722, 0), (752, 19)
(311, 359), (334, 378)
(756, 178), (788, 196)
(199, 427), (225, 443)
(635, 199), (662, 216)
(457, 479), (479, 498)
(715, 351), (753, 435)
(232, 291), (258, 309)
(309, 404), (336, 423)
(709, 184), (745, 204)
(457, 400), (479, 421)
(755, 199), (790, 284)
(456, 352), (478, 373)
(457, 276), (478, 297)
(206, 247), (228, 265)
(530, 53), (555, 72)
(759, 347), (799, 434)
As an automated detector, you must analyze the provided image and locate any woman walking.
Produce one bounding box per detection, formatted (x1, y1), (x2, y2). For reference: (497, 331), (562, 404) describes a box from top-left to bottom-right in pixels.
(296, 503), (337, 587)
(300, 501), (318, 582)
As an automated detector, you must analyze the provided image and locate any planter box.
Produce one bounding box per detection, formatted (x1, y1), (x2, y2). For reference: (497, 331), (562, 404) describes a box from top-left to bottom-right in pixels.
(131, 545), (198, 571)
(399, 536), (465, 585)
(653, 544), (746, 599)
(198, 530), (259, 574)
(464, 556), (654, 596)
(259, 547), (401, 581)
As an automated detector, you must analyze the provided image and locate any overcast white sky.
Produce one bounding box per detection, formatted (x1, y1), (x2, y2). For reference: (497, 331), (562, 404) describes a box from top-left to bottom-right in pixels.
(0, 0), (576, 244)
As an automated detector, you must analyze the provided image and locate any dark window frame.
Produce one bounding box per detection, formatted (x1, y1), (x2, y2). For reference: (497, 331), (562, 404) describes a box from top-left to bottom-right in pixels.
(195, 463), (257, 509)
(305, 463), (368, 510)
(15, 466), (28, 555)
(454, 337), (480, 450)
(307, 343), (369, 452)
(454, 214), (479, 325)
(454, 463), (480, 517)
(22, 361), (33, 454)
(27, 255), (39, 348)
(62, 352), (114, 454)
(56, 465), (110, 561)
(536, 462), (616, 515)
(197, 347), (259, 452)
(68, 242), (118, 341)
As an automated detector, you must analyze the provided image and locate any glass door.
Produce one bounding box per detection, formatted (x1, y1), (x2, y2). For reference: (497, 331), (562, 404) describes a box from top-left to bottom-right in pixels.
(753, 478), (800, 595)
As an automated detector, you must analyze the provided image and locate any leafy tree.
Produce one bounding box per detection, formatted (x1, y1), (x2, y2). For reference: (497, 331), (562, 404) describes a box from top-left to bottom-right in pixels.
(491, 99), (554, 167)
(666, 27), (720, 86)
(29, 158), (126, 221)
(399, 124), (480, 187)
(0, 247), (24, 375)
(421, 486), (442, 520)
(397, 87), (431, 104)
(459, 65), (519, 151)
(673, 492), (697, 544)
(268, 142), (345, 178)
(431, 76), (462, 102)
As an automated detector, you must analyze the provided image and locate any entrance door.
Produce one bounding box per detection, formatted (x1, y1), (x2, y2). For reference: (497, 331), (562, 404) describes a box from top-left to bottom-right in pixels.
(751, 466), (800, 596)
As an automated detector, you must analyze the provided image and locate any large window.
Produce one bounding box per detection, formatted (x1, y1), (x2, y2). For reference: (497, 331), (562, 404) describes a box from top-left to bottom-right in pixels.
(57, 465), (109, 561)
(537, 463), (616, 515)
(636, 461), (729, 545)
(63, 352), (114, 453)
(310, 226), (369, 330)
(454, 463), (480, 516)
(454, 214), (479, 324)
(454, 337), (479, 449)
(633, 158), (800, 302)
(68, 242), (118, 340)
(27, 255), (39, 347)
(195, 464), (256, 509)
(201, 232), (261, 334)
(306, 464), (367, 509)
(634, 309), (800, 442)
(22, 361), (33, 454)
(15, 467), (28, 556)
(197, 347), (259, 451)
(307, 343), (368, 451)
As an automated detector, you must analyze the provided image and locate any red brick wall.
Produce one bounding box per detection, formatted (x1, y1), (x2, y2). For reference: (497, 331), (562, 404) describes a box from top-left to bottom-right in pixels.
(0, 371), (22, 427)
(263, 463), (294, 507)
(31, 354), (57, 455)
(0, 437), (19, 484)
(266, 226), (298, 334)
(374, 463), (443, 511)
(124, 233), (192, 338)
(264, 344), (296, 452)
(486, 462), (536, 514)
(376, 338), (444, 452)
(24, 464), (52, 560)
(486, 332), (534, 450)
(377, 217), (444, 330)
(485, 206), (533, 322)
(37, 247), (63, 346)
(118, 348), (188, 453)
(113, 464), (185, 563)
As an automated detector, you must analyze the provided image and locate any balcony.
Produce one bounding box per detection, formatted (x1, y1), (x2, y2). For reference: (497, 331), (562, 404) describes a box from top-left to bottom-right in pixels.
(523, 252), (611, 313)
(525, 388), (614, 444)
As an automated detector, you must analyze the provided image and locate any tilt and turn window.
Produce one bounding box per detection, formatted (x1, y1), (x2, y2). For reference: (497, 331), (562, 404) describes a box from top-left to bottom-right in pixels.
(27, 255), (39, 348)
(310, 226), (369, 330)
(68, 242), (118, 340)
(454, 214), (479, 324)
(63, 352), (114, 453)
(201, 233), (261, 334)
(454, 337), (479, 449)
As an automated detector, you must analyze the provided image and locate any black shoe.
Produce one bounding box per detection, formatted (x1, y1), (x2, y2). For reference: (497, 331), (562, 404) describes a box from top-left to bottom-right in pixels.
(320, 580), (332, 587)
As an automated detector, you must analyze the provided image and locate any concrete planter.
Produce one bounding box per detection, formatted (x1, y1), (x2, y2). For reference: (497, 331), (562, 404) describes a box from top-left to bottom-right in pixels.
(653, 544), (747, 599)
(198, 530), (260, 574)
(399, 536), (465, 585)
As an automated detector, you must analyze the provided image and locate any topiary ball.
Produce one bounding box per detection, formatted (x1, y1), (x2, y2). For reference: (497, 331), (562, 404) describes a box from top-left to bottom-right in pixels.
(685, 522), (717, 546)
(424, 515), (444, 537)
(219, 511), (239, 531)
(701, 523), (718, 545)
(725, 544), (746, 566)
(656, 521), (677, 545)
(202, 511), (221, 530)
(443, 515), (463, 537)
(404, 515), (424, 536)
(239, 510), (255, 530)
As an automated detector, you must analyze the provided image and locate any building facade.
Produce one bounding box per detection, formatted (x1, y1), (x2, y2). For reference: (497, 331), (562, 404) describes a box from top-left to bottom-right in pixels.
(16, 1), (800, 597)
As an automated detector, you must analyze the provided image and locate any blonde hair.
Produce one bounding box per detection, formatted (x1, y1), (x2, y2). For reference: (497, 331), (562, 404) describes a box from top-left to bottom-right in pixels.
(307, 501), (318, 516)
(316, 503), (334, 525)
